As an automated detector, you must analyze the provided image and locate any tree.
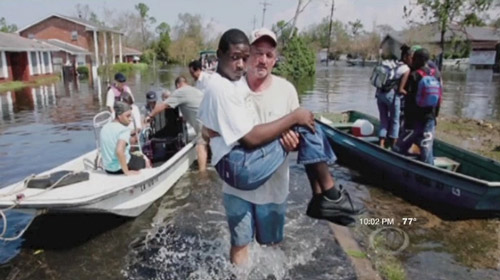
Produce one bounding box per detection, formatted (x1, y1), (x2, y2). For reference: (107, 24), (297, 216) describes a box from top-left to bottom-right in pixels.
(135, 3), (156, 50)
(154, 22), (171, 64)
(169, 13), (206, 65)
(272, 20), (297, 47)
(375, 24), (395, 37)
(274, 35), (316, 79)
(348, 19), (364, 37)
(492, 18), (500, 28)
(404, 0), (495, 70)
(0, 17), (17, 33)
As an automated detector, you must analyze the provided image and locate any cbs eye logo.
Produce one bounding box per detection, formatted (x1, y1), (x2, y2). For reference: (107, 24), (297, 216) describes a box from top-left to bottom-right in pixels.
(369, 226), (409, 254)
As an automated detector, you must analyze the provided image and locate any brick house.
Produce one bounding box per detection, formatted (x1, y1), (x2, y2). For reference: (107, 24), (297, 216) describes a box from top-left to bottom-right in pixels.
(18, 14), (125, 79)
(121, 46), (142, 63)
(0, 31), (57, 83)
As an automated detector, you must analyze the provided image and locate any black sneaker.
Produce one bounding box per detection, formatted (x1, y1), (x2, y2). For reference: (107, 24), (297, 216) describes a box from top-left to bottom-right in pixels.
(318, 185), (366, 216)
(306, 193), (358, 227)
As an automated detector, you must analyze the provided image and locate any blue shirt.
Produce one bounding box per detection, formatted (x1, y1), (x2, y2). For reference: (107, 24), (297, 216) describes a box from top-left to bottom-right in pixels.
(100, 121), (131, 172)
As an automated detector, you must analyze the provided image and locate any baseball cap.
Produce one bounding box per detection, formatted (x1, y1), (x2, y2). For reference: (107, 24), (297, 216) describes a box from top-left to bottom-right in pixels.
(410, 45), (423, 53)
(146, 91), (157, 102)
(249, 28), (277, 46)
(114, 72), (126, 83)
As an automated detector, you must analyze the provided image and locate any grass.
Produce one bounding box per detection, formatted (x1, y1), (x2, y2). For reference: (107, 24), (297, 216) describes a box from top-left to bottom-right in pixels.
(0, 81), (25, 92)
(0, 75), (60, 93)
(99, 63), (149, 75)
(377, 256), (407, 280)
(346, 250), (367, 258)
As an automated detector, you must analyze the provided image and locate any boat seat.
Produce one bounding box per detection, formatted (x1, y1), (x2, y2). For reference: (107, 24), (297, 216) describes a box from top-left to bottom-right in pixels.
(330, 122), (354, 129)
(434, 156), (460, 172)
(357, 136), (379, 143)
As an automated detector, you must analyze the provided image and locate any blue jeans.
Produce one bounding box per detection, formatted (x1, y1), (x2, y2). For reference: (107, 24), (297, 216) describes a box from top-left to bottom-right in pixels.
(376, 89), (401, 139)
(215, 123), (336, 191)
(223, 193), (286, 246)
(396, 119), (436, 165)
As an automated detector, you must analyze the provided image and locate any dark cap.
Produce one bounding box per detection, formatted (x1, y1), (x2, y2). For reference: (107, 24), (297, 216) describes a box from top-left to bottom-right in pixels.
(146, 91), (157, 102)
(114, 72), (126, 83)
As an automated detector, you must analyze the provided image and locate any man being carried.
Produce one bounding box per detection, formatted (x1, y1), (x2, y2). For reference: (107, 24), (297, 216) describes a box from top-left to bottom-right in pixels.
(198, 29), (365, 230)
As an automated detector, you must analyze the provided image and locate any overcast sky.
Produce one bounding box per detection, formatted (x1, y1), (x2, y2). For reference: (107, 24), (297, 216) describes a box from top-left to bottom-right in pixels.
(1, 0), (409, 33)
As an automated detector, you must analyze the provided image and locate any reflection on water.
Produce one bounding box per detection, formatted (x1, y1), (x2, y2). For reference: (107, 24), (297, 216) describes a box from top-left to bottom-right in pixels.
(1, 65), (500, 279)
(301, 66), (500, 121)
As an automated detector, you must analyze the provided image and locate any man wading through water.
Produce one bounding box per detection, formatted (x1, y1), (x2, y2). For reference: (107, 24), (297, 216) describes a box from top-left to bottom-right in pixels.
(198, 29), (365, 265)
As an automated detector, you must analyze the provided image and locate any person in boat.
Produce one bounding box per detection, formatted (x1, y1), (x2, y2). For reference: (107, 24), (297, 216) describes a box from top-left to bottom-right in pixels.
(397, 48), (441, 165)
(375, 45), (412, 149)
(161, 90), (171, 101)
(198, 28), (365, 255)
(148, 76), (208, 172)
(100, 101), (148, 175)
(106, 72), (134, 115)
(141, 90), (158, 118)
(188, 60), (211, 92)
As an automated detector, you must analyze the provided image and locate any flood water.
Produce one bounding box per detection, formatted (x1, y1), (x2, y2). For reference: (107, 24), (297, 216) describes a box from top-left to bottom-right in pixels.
(1, 65), (500, 279)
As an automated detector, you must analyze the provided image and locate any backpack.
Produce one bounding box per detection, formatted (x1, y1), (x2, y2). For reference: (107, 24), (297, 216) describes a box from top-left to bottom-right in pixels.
(415, 68), (442, 108)
(370, 60), (398, 92)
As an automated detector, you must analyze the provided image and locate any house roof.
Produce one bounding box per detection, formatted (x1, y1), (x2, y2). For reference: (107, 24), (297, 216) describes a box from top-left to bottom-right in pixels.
(382, 24), (500, 46)
(43, 39), (90, 55)
(0, 31), (58, 52)
(18, 14), (123, 35)
(122, 46), (142, 56)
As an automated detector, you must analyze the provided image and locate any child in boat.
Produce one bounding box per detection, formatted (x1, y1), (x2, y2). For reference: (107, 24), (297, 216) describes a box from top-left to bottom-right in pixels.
(397, 48), (442, 164)
(198, 29), (365, 225)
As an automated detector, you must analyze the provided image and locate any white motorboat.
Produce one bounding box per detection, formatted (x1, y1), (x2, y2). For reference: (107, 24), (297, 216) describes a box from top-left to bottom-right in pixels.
(0, 143), (196, 218)
(0, 109), (197, 218)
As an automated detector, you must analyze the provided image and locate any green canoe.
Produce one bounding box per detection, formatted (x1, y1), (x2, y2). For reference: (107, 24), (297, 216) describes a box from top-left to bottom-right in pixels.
(318, 110), (500, 216)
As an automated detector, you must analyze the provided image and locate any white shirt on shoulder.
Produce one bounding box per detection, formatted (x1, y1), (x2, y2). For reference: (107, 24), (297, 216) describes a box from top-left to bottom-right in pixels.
(195, 71), (212, 93)
(197, 72), (257, 165)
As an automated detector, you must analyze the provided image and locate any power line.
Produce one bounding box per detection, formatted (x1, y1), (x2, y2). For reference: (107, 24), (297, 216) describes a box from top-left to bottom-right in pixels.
(326, 0), (335, 66)
(260, 0), (271, 27)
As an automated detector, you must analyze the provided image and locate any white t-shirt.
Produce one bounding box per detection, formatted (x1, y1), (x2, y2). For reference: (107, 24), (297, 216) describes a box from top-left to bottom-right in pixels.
(105, 85), (133, 109)
(195, 71), (212, 93)
(197, 72), (256, 166)
(222, 75), (300, 204)
(128, 104), (142, 131)
(395, 62), (410, 79)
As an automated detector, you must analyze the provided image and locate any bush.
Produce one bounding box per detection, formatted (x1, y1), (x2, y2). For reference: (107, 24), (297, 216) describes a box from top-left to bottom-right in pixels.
(132, 63), (148, 72)
(273, 35), (316, 79)
(141, 49), (156, 65)
(76, 66), (89, 78)
(110, 63), (134, 73)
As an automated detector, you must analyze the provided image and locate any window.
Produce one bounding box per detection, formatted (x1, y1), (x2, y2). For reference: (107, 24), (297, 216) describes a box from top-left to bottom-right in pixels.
(76, 54), (86, 66)
(71, 31), (78, 41)
(43, 52), (50, 73)
(30, 51), (39, 75)
(0, 51), (7, 78)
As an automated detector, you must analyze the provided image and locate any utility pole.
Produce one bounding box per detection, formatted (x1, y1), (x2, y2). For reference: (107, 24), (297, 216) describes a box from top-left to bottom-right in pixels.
(326, 0), (335, 66)
(252, 15), (257, 30)
(260, 0), (271, 27)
